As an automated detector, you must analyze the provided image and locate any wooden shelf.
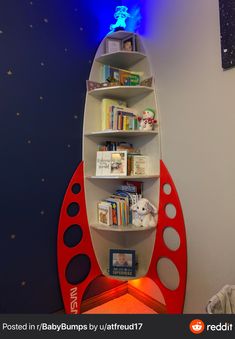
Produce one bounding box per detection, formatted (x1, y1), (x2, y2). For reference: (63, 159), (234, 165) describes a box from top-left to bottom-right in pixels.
(90, 223), (156, 232)
(88, 86), (153, 100)
(85, 130), (158, 137)
(95, 51), (146, 69)
(86, 175), (159, 180)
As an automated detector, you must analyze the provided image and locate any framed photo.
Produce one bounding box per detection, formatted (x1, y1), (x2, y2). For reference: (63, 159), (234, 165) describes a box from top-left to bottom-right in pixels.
(122, 34), (136, 52)
(96, 151), (127, 176)
(109, 249), (136, 277)
(106, 38), (122, 54)
(110, 151), (127, 176)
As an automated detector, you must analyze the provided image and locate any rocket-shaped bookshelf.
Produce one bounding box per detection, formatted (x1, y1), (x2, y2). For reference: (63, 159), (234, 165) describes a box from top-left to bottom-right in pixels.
(57, 31), (187, 314)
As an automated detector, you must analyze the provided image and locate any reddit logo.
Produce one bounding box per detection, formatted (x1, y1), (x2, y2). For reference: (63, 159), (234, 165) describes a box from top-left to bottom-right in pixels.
(189, 319), (205, 334)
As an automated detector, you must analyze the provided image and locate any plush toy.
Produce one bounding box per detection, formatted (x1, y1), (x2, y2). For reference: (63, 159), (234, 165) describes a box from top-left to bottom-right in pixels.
(138, 108), (157, 131)
(131, 198), (158, 227)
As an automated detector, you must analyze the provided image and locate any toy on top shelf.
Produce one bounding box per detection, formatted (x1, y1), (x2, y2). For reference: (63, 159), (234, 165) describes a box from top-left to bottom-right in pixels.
(131, 198), (158, 228)
(138, 108), (157, 131)
(109, 6), (130, 33)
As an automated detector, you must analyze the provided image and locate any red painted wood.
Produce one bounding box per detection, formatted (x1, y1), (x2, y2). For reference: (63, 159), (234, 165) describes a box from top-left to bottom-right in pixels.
(58, 160), (187, 314)
(147, 160), (187, 313)
(57, 161), (102, 314)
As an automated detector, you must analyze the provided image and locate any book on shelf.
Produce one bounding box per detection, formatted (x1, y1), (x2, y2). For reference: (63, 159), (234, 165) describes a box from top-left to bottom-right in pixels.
(103, 65), (141, 86)
(105, 198), (121, 226)
(97, 141), (139, 153)
(97, 182), (143, 227)
(96, 143), (149, 177)
(97, 202), (112, 226)
(117, 181), (143, 194)
(130, 155), (149, 176)
(101, 98), (139, 131)
(96, 151), (128, 176)
(101, 98), (127, 131)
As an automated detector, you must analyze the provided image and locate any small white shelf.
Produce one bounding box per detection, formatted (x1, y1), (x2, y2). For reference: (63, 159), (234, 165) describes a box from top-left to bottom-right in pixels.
(85, 130), (158, 137)
(86, 175), (159, 180)
(90, 223), (156, 232)
(88, 86), (153, 100)
(95, 51), (146, 69)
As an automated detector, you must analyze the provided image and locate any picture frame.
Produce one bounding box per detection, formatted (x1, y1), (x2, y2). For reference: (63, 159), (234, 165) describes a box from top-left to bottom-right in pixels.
(105, 38), (122, 54)
(122, 34), (136, 52)
(96, 151), (127, 177)
(109, 249), (136, 277)
(110, 151), (127, 176)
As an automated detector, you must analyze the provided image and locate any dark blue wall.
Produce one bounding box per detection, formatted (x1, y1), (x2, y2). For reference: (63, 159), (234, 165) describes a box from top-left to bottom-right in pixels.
(0, 0), (118, 313)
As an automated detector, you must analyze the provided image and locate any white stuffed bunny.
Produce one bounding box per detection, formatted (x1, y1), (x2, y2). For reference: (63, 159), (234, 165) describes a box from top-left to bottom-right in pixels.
(131, 198), (158, 227)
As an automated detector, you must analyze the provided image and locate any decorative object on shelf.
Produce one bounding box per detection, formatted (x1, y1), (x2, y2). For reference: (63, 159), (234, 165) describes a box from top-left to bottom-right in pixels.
(140, 77), (153, 87)
(86, 80), (102, 91)
(109, 249), (136, 277)
(122, 34), (136, 51)
(131, 198), (158, 227)
(96, 151), (128, 176)
(86, 78), (152, 92)
(106, 76), (120, 85)
(109, 6), (131, 33)
(105, 38), (122, 53)
(138, 108), (157, 131)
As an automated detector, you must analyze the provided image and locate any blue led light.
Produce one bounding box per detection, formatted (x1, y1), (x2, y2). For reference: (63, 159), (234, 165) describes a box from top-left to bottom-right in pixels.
(126, 5), (142, 33)
(109, 6), (131, 33)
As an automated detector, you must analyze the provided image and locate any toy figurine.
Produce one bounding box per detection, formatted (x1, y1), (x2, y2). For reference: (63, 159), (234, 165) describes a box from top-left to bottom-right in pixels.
(110, 6), (131, 33)
(138, 108), (157, 131)
(131, 198), (158, 227)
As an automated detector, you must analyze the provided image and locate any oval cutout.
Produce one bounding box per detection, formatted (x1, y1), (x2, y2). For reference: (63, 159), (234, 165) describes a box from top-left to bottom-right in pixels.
(165, 203), (176, 219)
(67, 202), (80, 217)
(163, 227), (180, 251)
(63, 224), (83, 248)
(157, 258), (179, 291)
(163, 183), (172, 195)
(66, 254), (91, 285)
(72, 183), (81, 194)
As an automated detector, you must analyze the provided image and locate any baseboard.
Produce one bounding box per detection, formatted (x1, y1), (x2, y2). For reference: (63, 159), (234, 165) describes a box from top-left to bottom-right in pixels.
(128, 284), (167, 314)
(81, 282), (167, 314)
(81, 283), (128, 313)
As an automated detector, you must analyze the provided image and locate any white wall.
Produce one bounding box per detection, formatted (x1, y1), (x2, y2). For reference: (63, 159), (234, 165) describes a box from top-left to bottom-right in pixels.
(144, 0), (235, 313)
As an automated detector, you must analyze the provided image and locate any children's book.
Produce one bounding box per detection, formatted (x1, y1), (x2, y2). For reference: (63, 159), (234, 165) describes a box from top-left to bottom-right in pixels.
(96, 151), (112, 176)
(101, 98), (126, 130)
(97, 202), (112, 226)
(105, 198), (121, 225)
(131, 156), (149, 176)
(103, 65), (140, 86)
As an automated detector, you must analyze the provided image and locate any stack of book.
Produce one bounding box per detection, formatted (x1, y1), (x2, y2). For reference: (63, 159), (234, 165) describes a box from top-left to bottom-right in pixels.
(103, 65), (141, 86)
(97, 182), (143, 227)
(101, 98), (138, 131)
(96, 142), (149, 177)
(97, 141), (138, 152)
